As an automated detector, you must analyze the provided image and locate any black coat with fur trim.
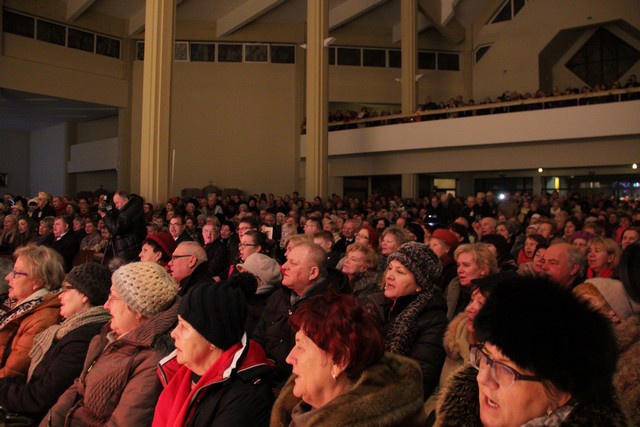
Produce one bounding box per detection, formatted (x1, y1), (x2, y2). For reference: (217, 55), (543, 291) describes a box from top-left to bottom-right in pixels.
(271, 352), (427, 427)
(367, 291), (447, 400)
(435, 366), (629, 427)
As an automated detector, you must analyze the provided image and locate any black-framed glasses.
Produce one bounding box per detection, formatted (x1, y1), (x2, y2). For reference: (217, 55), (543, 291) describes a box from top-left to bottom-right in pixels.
(171, 254), (192, 261)
(10, 270), (28, 278)
(469, 344), (541, 387)
(238, 243), (259, 248)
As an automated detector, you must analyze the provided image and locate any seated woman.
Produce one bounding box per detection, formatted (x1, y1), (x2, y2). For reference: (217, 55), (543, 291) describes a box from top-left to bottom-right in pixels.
(587, 236), (621, 279)
(0, 214), (19, 255)
(1, 244), (63, 379)
(0, 263), (111, 422)
(138, 232), (177, 270)
(354, 224), (379, 251)
(236, 255), (281, 336)
(79, 220), (101, 251)
(377, 225), (412, 274)
(341, 242), (379, 298)
(368, 241), (447, 400)
(427, 228), (459, 296)
(16, 215), (36, 248)
(44, 262), (179, 426)
(273, 291), (426, 426)
(436, 276), (626, 426)
(153, 276), (273, 426)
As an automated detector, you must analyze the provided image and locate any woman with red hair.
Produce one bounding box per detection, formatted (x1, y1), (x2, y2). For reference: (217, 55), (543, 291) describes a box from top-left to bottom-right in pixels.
(272, 292), (426, 426)
(354, 224), (379, 251)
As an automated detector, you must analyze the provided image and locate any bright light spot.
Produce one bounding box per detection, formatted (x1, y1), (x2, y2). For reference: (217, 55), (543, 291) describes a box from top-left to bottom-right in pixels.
(633, 163), (638, 169)
(498, 193), (506, 200)
(538, 168), (544, 173)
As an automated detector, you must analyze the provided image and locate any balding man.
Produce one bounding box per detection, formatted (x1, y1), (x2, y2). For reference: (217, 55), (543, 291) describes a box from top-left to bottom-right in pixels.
(543, 242), (585, 289)
(168, 241), (211, 296)
(252, 242), (348, 383)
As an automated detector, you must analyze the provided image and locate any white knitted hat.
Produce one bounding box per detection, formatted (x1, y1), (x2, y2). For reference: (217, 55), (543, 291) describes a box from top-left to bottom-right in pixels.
(112, 262), (178, 317)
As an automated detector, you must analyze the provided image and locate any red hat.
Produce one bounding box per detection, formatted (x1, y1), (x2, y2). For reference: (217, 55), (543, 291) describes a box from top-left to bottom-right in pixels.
(431, 228), (458, 250)
(146, 232), (177, 257)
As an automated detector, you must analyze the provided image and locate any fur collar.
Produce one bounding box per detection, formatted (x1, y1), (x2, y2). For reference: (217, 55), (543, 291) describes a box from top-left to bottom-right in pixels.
(271, 353), (426, 426)
(435, 366), (629, 427)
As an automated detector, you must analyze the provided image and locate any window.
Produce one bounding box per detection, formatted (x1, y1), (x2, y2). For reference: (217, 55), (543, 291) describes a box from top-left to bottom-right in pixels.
(566, 27), (640, 87)
(438, 52), (460, 71)
(490, 0), (529, 24)
(190, 43), (215, 62)
(218, 44), (242, 62)
(96, 35), (119, 58)
(3, 10), (35, 38)
(389, 50), (401, 68)
(36, 19), (66, 46)
(245, 44), (268, 62)
(174, 42), (189, 61)
(329, 47), (336, 65)
(475, 45), (491, 63)
(136, 41), (145, 61)
(337, 47), (361, 66)
(68, 28), (95, 52)
(271, 45), (295, 64)
(418, 51), (436, 70)
(363, 49), (386, 67)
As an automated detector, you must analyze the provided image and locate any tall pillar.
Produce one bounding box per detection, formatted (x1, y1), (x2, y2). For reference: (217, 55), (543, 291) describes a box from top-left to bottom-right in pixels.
(305, 0), (329, 200)
(402, 173), (418, 199)
(401, 0), (418, 114)
(139, 0), (175, 204)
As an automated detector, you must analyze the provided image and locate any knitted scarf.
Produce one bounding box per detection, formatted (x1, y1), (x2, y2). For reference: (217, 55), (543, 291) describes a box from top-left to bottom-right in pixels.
(28, 306), (111, 380)
(385, 290), (434, 356)
(0, 289), (49, 330)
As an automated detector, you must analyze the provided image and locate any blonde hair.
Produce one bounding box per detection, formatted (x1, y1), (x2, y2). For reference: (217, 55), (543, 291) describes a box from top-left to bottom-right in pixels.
(454, 243), (499, 275)
(346, 242), (378, 270)
(284, 233), (313, 249)
(13, 244), (64, 291)
(588, 236), (621, 269)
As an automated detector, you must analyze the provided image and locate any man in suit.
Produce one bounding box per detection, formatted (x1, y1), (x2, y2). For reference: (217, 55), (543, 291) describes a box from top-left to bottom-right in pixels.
(49, 215), (79, 272)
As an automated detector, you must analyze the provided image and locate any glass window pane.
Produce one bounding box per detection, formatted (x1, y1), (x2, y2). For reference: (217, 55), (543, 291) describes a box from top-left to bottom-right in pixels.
(136, 41), (145, 61)
(68, 28), (95, 53)
(37, 20), (66, 46)
(513, 0), (526, 16)
(337, 47), (361, 66)
(245, 44), (268, 62)
(218, 44), (242, 62)
(96, 35), (120, 58)
(3, 10), (35, 38)
(329, 47), (335, 65)
(190, 43), (215, 62)
(475, 45), (491, 63)
(418, 51), (436, 69)
(363, 49), (386, 67)
(438, 52), (460, 71)
(491, 0), (513, 23)
(271, 45), (295, 64)
(389, 50), (401, 68)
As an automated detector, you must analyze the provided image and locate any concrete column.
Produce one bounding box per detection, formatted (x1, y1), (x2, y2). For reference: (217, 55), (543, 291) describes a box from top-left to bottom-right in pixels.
(401, 0), (417, 114)
(139, 0), (175, 204)
(402, 173), (418, 199)
(305, 0), (329, 200)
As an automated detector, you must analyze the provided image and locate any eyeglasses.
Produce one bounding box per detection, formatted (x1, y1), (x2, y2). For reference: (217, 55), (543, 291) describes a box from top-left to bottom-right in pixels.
(469, 344), (541, 387)
(355, 233), (370, 240)
(106, 292), (123, 303)
(238, 243), (259, 248)
(9, 270), (28, 278)
(169, 222), (183, 227)
(171, 254), (192, 261)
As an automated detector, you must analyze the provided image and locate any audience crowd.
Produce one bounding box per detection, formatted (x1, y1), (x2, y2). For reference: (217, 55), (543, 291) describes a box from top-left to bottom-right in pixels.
(0, 186), (638, 426)
(307, 74), (640, 132)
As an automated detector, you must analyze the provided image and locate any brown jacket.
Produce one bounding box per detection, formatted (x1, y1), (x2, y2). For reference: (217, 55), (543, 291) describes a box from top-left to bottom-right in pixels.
(41, 298), (179, 427)
(0, 292), (62, 379)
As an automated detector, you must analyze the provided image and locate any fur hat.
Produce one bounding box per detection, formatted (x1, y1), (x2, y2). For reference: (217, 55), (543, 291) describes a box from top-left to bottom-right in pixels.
(65, 263), (111, 306)
(236, 253), (282, 286)
(431, 229), (458, 251)
(179, 273), (256, 350)
(387, 241), (442, 292)
(474, 276), (617, 404)
(112, 262), (178, 317)
(145, 232), (177, 257)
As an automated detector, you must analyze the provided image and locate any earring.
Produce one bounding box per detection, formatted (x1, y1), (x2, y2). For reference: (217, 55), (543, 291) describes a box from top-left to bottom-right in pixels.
(331, 373), (337, 380)
(546, 409), (553, 418)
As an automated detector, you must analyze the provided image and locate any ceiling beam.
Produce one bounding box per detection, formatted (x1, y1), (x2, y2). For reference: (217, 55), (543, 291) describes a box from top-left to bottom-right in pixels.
(329, 0), (388, 31)
(66, 0), (96, 21)
(417, 0), (465, 44)
(216, 0), (285, 38)
(392, 13), (431, 43)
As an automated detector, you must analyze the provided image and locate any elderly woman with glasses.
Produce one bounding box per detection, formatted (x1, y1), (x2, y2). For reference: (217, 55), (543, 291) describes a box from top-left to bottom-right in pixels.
(435, 276), (627, 426)
(0, 244), (63, 379)
(44, 262), (179, 426)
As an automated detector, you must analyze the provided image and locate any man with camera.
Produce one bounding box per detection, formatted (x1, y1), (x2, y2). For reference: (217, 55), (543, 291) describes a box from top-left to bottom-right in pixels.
(99, 191), (147, 263)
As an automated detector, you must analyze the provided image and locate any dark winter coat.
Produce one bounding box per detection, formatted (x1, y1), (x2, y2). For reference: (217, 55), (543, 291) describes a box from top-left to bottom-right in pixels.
(178, 262), (214, 297)
(349, 270), (380, 299)
(367, 291), (448, 400)
(271, 352), (427, 427)
(253, 270), (348, 384)
(41, 298), (179, 427)
(435, 365), (629, 426)
(49, 232), (80, 272)
(0, 321), (106, 422)
(154, 338), (273, 427)
(204, 240), (228, 279)
(614, 314), (640, 425)
(102, 194), (147, 262)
